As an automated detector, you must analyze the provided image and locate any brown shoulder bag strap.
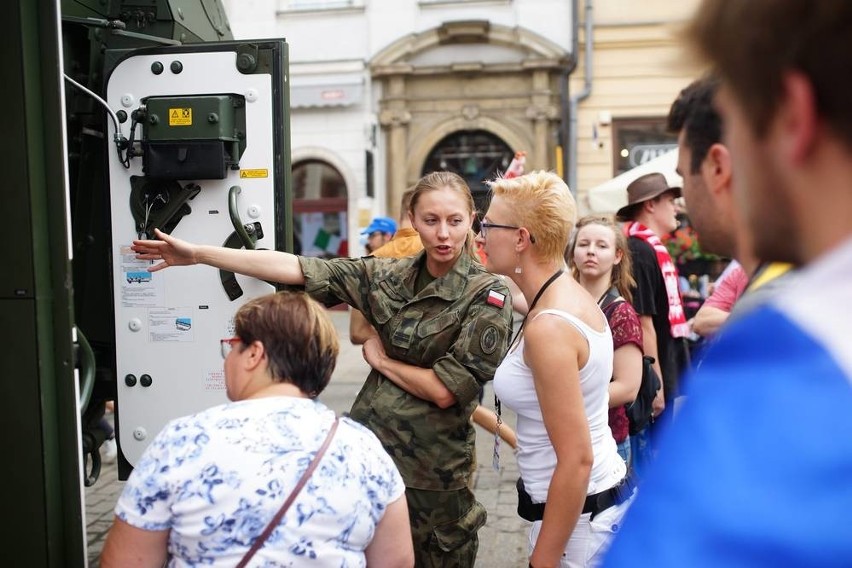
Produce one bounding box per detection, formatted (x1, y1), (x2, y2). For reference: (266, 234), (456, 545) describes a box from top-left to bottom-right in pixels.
(236, 417), (340, 568)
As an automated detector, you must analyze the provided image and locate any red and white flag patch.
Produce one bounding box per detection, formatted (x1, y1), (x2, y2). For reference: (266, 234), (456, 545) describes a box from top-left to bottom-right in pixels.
(486, 289), (506, 308)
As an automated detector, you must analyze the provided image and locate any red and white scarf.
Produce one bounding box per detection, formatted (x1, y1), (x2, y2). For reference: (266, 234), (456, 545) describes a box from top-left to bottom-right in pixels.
(624, 221), (690, 339)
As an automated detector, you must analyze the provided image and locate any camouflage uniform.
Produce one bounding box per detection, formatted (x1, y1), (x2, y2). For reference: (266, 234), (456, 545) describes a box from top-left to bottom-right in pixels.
(299, 250), (513, 567)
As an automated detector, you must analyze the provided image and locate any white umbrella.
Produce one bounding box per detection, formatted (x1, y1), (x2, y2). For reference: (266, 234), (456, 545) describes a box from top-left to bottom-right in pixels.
(586, 149), (682, 214)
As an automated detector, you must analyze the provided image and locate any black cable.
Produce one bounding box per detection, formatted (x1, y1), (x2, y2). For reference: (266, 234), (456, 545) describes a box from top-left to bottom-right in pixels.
(123, 112), (141, 169)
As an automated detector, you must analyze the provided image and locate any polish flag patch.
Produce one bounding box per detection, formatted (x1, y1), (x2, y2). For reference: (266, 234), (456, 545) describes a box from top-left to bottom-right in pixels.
(486, 290), (506, 308)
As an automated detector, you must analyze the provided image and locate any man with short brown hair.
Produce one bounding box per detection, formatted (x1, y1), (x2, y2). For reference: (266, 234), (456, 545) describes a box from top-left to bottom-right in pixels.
(667, 75), (793, 339)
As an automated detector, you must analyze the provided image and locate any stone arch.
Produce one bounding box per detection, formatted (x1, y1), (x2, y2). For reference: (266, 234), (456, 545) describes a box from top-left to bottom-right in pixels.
(290, 146), (359, 257)
(291, 146), (358, 199)
(371, 21), (567, 69)
(371, 22), (570, 210)
(408, 116), (533, 185)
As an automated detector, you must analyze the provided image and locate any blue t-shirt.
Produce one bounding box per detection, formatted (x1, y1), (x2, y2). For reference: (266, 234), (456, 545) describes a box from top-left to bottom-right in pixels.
(603, 239), (852, 567)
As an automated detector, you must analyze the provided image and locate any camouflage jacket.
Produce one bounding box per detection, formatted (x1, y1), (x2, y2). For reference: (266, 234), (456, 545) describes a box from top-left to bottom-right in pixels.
(299, 251), (513, 490)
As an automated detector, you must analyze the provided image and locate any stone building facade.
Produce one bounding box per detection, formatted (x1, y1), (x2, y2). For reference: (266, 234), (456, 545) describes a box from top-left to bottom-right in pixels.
(371, 19), (570, 215)
(223, 0), (701, 255)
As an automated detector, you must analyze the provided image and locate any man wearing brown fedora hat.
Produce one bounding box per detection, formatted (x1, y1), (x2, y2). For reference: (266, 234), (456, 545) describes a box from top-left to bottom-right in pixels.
(616, 172), (690, 464)
(616, 172), (682, 224)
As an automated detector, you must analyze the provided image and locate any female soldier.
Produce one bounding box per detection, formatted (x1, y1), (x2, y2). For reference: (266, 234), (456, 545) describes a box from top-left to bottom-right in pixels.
(132, 171), (514, 567)
(478, 171), (632, 568)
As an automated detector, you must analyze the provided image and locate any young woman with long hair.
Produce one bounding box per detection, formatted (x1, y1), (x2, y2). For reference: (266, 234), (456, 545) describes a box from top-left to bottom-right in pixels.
(568, 215), (643, 466)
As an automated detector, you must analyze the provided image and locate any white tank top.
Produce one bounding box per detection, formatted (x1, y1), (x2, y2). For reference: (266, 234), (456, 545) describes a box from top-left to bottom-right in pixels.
(493, 309), (626, 502)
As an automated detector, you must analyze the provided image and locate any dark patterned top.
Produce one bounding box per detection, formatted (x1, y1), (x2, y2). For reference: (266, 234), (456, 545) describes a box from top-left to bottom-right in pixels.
(606, 300), (643, 443)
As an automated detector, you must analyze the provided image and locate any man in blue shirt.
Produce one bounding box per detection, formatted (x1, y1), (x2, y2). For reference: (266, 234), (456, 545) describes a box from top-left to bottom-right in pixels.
(604, 1), (852, 565)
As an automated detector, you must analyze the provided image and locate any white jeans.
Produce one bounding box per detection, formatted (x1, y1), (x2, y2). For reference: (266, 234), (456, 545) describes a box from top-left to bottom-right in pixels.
(527, 494), (633, 568)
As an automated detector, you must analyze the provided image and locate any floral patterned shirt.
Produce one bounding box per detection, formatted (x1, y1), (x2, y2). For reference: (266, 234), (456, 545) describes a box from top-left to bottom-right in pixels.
(115, 397), (404, 567)
(606, 301), (643, 443)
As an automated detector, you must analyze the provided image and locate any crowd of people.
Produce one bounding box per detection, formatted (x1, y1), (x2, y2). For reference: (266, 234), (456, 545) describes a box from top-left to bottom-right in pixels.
(101, 0), (852, 566)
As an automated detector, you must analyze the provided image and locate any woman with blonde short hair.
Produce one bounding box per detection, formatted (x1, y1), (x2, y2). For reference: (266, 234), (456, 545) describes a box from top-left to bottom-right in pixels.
(478, 171), (634, 568)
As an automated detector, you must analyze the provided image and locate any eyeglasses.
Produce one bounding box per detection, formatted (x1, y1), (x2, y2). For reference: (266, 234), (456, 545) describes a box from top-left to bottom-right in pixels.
(220, 337), (242, 359)
(479, 221), (536, 243)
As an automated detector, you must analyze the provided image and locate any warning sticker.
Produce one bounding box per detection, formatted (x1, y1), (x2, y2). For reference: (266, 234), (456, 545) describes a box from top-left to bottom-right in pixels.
(240, 169), (269, 179)
(169, 107), (192, 126)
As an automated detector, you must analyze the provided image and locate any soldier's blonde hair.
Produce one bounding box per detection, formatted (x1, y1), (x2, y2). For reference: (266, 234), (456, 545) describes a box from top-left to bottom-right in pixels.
(487, 170), (576, 263)
(409, 171), (480, 261)
(399, 188), (416, 220)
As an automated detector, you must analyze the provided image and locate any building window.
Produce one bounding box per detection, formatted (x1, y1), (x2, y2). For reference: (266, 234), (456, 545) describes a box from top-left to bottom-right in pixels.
(612, 117), (678, 176)
(421, 129), (513, 220)
(292, 160), (348, 258)
(365, 150), (374, 199)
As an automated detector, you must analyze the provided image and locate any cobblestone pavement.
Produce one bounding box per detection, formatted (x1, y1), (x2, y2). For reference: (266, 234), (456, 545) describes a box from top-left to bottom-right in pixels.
(84, 309), (530, 566)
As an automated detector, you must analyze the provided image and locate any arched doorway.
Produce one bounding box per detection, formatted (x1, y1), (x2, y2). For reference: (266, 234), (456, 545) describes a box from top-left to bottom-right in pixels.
(420, 130), (514, 222)
(292, 159), (349, 258)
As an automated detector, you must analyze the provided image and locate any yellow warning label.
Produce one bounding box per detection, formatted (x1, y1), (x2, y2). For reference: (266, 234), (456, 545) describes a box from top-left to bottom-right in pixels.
(169, 108), (192, 126)
(240, 169), (269, 179)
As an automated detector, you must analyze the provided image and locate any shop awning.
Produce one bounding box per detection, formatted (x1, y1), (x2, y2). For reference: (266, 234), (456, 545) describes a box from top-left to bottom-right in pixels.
(587, 149), (682, 214)
(290, 74), (365, 108)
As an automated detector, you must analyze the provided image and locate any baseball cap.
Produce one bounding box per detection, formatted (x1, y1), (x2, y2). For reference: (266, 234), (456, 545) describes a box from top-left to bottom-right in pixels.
(361, 216), (397, 236)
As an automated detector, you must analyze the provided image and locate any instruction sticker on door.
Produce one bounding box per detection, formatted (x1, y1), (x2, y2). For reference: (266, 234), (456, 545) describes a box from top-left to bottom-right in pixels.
(119, 245), (164, 307)
(148, 307), (194, 342)
(169, 107), (192, 126)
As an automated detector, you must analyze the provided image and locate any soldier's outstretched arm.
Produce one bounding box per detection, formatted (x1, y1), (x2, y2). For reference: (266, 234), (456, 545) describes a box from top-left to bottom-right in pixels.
(132, 228), (305, 285)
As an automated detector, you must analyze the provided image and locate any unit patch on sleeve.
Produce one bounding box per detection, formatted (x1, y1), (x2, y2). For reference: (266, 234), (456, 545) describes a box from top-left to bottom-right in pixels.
(486, 289), (506, 308)
(480, 325), (499, 354)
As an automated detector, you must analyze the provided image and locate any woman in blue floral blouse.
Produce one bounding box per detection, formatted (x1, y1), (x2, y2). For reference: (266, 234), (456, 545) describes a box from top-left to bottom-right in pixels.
(101, 292), (413, 567)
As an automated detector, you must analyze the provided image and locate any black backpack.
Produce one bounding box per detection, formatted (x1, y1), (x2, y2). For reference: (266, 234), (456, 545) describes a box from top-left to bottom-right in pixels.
(600, 292), (662, 435)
